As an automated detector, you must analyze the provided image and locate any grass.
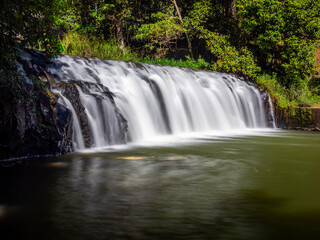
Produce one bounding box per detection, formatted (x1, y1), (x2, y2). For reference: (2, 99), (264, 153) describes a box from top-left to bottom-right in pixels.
(61, 32), (138, 60)
(132, 56), (210, 69)
(61, 32), (210, 70)
(255, 74), (319, 112)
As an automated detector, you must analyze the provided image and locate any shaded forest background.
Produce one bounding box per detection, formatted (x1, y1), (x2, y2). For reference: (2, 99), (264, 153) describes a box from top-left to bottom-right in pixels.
(1, 0), (320, 109)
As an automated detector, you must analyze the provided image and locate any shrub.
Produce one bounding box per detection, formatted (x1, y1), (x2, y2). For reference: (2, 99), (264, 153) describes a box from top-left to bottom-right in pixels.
(205, 32), (261, 78)
(61, 32), (137, 60)
(135, 12), (185, 59)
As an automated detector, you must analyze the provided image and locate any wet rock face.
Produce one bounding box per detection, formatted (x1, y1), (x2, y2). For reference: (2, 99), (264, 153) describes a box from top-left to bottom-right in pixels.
(0, 49), (73, 159)
(261, 91), (276, 128)
(0, 49), (129, 159)
(55, 103), (73, 153)
(55, 82), (93, 148)
(54, 80), (128, 148)
(0, 93), (73, 159)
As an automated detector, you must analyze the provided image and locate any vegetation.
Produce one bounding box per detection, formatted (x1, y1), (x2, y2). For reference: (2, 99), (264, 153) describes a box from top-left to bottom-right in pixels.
(0, 0), (64, 63)
(61, 32), (138, 60)
(135, 12), (185, 58)
(61, 32), (209, 69)
(1, 0), (320, 110)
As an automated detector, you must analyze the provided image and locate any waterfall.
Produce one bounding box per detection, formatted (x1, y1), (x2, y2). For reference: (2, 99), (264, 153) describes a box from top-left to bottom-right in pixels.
(268, 94), (277, 128)
(55, 91), (85, 150)
(50, 55), (273, 149)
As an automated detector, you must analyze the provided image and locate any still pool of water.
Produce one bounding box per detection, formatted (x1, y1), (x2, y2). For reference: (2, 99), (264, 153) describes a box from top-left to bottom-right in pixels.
(1, 130), (320, 240)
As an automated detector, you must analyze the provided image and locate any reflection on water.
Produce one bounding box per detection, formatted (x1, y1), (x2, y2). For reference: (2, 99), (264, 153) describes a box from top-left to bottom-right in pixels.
(1, 131), (320, 239)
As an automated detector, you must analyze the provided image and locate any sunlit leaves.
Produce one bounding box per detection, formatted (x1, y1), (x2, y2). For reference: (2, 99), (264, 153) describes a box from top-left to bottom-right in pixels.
(206, 32), (260, 78)
(136, 12), (185, 58)
(236, 0), (320, 88)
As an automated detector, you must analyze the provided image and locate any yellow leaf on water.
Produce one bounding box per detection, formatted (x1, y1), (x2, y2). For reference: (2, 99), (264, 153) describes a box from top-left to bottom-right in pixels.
(166, 156), (186, 160)
(46, 162), (69, 168)
(118, 156), (145, 160)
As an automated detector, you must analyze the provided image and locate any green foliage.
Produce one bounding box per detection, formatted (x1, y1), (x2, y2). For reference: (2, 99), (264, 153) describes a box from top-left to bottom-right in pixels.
(62, 32), (210, 69)
(291, 108), (313, 127)
(236, 0), (320, 88)
(255, 74), (318, 110)
(69, 0), (132, 37)
(255, 74), (293, 109)
(0, 0), (66, 63)
(61, 32), (137, 60)
(55, 3), (81, 33)
(280, 37), (318, 87)
(136, 12), (185, 58)
(135, 55), (210, 69)
(183, 0), (212, 38)
(1, 0), (319, 111)
(205, 32), (261, 78)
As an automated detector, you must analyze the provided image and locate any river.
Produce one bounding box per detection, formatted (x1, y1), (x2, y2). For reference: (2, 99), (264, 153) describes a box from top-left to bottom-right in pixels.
(1, 130), (320, 239)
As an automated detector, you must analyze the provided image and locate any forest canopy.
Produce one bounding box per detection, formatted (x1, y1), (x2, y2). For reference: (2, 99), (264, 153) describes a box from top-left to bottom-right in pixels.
(1, 0), (320, 107)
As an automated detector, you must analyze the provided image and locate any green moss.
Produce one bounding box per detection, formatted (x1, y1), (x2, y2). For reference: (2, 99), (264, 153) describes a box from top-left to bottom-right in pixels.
(291, 108), (312, 127)
(41, 123), (52, 131)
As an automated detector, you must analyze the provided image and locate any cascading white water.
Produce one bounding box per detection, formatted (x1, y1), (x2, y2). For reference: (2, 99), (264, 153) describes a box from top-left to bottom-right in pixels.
(50, 55), (273, 149)
(55, 91), (85, 150)
(268, 94), (277, 128)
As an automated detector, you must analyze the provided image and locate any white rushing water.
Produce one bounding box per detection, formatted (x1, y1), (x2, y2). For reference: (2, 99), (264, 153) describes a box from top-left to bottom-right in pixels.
(268, 93), (277, 129)
(50, 55), (273, 149)
(56, 92), (85, 150)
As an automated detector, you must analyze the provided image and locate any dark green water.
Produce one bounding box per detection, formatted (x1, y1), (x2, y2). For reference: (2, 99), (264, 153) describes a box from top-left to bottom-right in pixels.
(1, 130), (320, 240)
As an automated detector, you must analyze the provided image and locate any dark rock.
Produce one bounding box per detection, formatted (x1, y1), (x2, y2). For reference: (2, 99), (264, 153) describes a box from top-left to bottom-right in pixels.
(55, 103), (73, 153)
(55, 81), (93, 148)
(260, 90), (276, 128)
(53, 80), (129, 147)
(0, 49), (72, 160)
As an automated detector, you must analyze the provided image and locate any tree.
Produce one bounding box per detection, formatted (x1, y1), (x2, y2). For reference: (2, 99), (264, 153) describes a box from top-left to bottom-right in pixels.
(136, 12), (185, 58)
(0, 0), (65, 64)
(236, 0), (320, 87)
(70, 0), (133, 54)
(170, 0), (193, 57)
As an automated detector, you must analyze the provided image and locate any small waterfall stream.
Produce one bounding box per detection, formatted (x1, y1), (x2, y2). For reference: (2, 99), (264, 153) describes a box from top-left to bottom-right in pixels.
(50, 55), (273, 150)
(55, 92), (85, 150)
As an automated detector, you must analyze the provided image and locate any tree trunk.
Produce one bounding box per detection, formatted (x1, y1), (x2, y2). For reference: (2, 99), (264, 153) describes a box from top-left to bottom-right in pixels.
(222, 0), (236, 18)
(170, 0), (194, 58)
(116, 20), (125, 55)
(95, 1), (98, 29)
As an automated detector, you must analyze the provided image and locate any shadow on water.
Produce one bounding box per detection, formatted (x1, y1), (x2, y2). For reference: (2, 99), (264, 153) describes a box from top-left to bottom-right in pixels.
(242, 189), (320, 240)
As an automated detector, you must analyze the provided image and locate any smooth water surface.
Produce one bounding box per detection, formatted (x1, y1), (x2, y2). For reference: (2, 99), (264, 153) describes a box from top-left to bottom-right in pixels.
(1, 130), (320, 239)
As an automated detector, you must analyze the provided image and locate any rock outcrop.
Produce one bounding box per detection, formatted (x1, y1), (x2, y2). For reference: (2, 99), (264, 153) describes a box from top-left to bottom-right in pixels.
(0, 49), (73, 159)
(0, 49), (129, 159)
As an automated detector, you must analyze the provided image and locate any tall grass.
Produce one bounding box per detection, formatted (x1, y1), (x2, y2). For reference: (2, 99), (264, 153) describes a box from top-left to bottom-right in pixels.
(61, 32), (138, 60)
(61, 32), (210, 69)
(255, 74), (319, 109)
(133, 56), (210, 69)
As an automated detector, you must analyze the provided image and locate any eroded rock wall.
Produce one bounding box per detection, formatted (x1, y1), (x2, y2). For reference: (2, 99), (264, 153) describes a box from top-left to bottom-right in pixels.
(0, 49), (73, 159)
